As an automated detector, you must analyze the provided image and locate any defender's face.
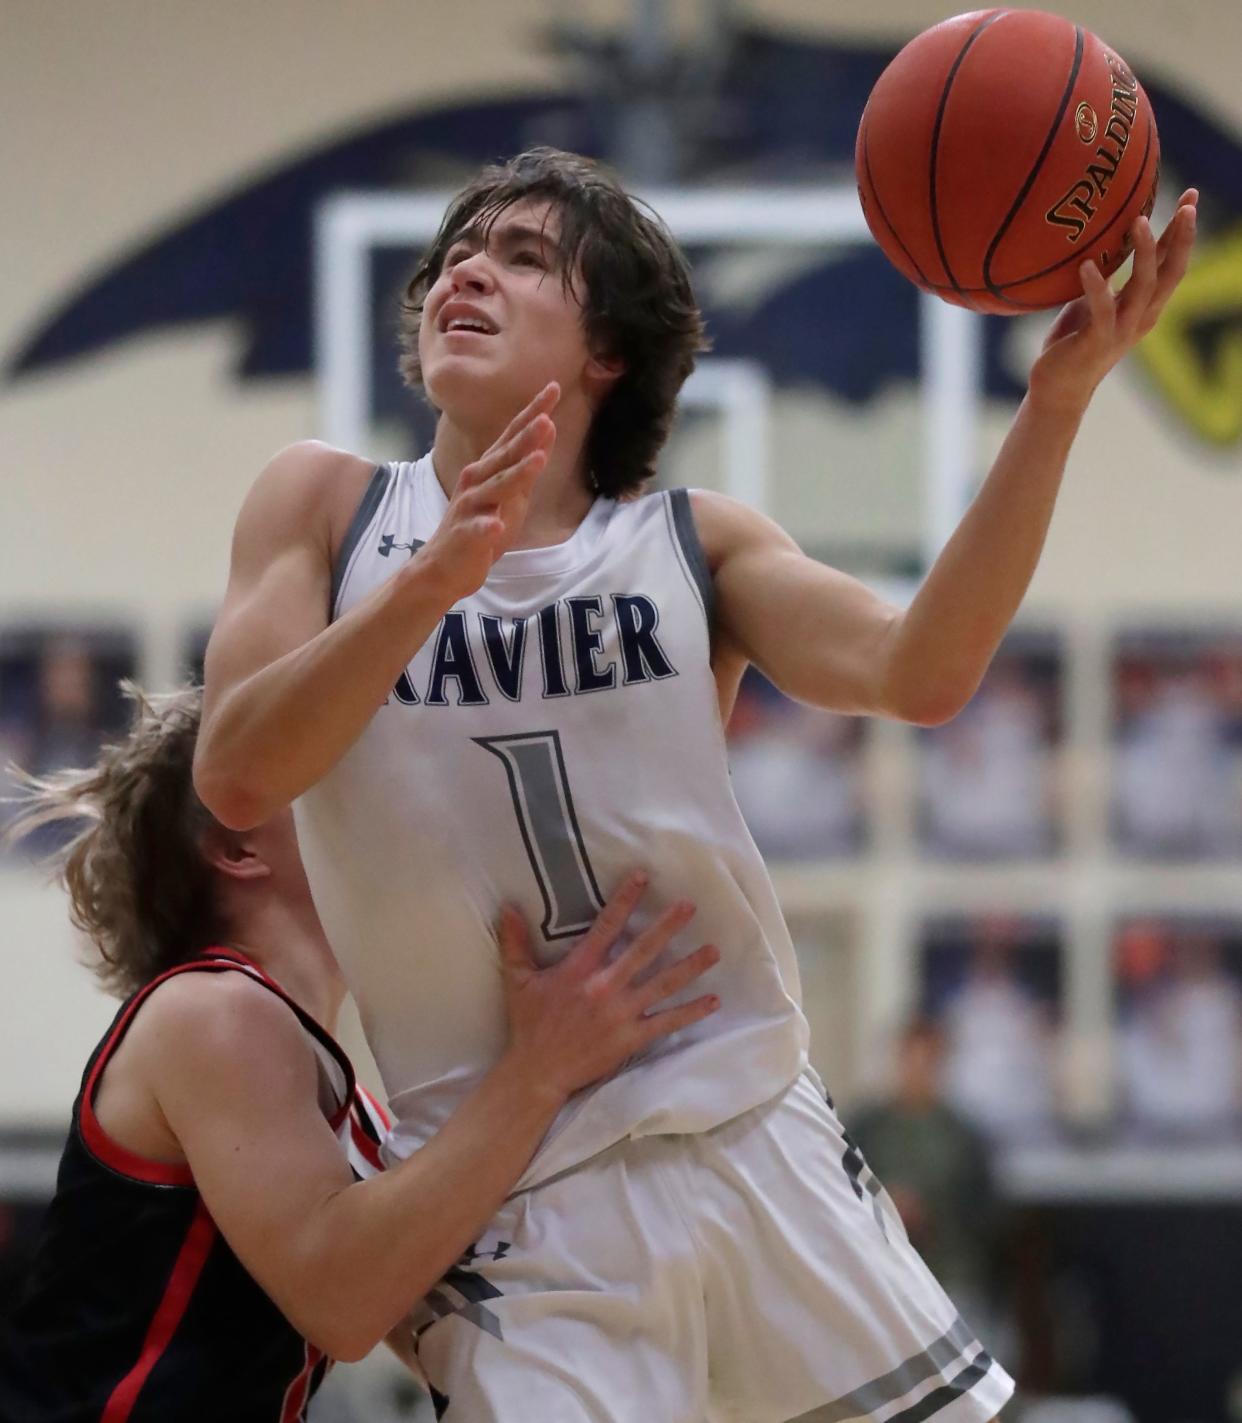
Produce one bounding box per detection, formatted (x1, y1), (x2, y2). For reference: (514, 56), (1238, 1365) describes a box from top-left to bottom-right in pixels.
(419, 200), (596, 421)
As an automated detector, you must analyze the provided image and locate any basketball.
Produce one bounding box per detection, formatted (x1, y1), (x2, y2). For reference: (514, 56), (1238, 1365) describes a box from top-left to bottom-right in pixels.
(855, 9), (1161, 314)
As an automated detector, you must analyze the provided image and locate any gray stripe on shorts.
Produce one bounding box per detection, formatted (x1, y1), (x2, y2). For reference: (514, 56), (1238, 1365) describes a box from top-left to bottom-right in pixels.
(887, 1353), (994, 1423)
(808, 1314), (982, 1423)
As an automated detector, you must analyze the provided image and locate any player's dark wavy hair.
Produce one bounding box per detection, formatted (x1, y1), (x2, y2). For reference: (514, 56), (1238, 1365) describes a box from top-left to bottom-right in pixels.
(397, 147), (709, 498)
(4, 684), (226, 999)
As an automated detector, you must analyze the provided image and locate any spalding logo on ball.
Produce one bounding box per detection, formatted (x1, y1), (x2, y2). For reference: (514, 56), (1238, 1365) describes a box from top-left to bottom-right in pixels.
(855, 8), (1160, 313)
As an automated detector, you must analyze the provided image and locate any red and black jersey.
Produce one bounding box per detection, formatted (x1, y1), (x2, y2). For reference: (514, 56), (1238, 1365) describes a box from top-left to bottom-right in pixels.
(0, 949), (391, 1423)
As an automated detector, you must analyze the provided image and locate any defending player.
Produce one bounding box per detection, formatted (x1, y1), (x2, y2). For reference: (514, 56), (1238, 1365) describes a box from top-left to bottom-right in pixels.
(194, 150), (1197, 1420)
(0, 684), (718, 1422)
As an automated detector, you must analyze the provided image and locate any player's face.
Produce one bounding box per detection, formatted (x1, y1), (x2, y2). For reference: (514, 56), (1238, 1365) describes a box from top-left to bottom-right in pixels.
(419, 199), (602, 423)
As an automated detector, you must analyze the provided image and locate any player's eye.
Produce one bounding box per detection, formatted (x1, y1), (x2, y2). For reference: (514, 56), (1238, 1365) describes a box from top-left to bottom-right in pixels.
(513, 249), (546, 268)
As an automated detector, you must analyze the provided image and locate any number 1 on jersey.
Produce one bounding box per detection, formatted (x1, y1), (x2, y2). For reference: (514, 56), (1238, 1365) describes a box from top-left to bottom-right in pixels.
(474, 730), (606, 941)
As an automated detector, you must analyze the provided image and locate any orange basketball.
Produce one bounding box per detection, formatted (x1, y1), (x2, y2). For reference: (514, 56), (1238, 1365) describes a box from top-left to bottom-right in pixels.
(855, 9), (1160, 314)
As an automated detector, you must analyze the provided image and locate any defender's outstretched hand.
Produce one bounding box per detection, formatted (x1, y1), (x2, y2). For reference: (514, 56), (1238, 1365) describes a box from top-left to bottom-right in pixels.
(1028, 189), (1199, 413)
(498, 870), (721, 1102)
(420, 381), (560, 602)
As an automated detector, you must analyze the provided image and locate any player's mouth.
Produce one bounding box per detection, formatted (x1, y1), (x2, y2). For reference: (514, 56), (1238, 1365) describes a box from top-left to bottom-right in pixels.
(438, 301), (499, 336)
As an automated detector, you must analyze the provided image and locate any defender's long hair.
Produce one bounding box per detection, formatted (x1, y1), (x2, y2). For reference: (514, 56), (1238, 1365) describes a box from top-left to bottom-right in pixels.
(5, 684), (224, 999)
(398, 147), (709, 499)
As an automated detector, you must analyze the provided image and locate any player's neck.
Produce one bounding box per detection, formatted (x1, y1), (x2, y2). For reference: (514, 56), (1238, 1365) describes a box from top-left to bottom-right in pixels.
(222, 899), (347, 1036)
(432, 409), (598, 549)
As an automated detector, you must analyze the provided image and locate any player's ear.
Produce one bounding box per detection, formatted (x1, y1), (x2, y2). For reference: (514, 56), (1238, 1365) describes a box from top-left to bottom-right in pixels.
(200, 824), (273, 882)
(585, 349), (625, 403)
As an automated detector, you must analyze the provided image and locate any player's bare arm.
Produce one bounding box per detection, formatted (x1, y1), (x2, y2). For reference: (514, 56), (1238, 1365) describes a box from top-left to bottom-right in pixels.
(195, 384), (558, 830)
(97, 873), (717, 1362)
(697, 194), (1199, 726)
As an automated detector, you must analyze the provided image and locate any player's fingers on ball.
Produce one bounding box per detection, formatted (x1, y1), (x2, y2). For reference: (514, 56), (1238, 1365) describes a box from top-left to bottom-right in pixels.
(638, 944), (720, 1009)
(617, 899), (696, 981)
(1130, 213), (1157, 269)
(1078, 260), (1114, 337)
(1118, 220), (1159, 329)
(639, 992), (720, 1045)
(1157, 197), (1197, 257)
(1152, 223), (1196, 305)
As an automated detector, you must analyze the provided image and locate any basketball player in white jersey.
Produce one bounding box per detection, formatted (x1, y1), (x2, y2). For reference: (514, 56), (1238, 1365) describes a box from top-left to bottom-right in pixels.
(195, 149), (1198, 1421)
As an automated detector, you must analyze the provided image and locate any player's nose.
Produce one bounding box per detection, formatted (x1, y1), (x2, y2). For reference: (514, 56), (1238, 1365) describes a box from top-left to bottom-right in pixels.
(449, 251), (495, 296)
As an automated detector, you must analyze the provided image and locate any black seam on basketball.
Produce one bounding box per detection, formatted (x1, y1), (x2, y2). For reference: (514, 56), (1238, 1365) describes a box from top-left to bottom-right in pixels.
(863, 123), (934, 290)
(929, 9), (1009, 298)
(982, 23), (1086, 299)
(930, 110), (1155, 304)
(990, 111), (1155, 295)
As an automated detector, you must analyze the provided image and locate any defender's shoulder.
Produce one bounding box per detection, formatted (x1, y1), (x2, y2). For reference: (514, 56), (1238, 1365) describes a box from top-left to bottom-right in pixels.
(126, 968), (315, 1095)
(138, 967), (302, 1051)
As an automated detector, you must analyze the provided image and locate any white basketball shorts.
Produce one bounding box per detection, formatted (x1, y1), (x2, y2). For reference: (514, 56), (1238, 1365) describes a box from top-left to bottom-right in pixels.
(412, 1071), (1015, 1422)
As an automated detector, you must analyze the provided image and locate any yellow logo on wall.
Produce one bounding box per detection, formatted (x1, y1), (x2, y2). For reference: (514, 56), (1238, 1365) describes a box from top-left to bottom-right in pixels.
(1138, 225), (1242, 446)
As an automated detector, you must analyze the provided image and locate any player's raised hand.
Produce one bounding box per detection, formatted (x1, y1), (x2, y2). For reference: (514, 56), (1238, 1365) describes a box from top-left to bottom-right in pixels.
(1028, 190), (1198, 413)
(496, 871), (721, 1102)
(420, 382), (560, 601)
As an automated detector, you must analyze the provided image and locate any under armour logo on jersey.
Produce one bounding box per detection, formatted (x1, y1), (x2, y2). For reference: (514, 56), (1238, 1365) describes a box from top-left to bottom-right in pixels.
(378, 533), (423, 557)
(461, 1240), (511, 1265)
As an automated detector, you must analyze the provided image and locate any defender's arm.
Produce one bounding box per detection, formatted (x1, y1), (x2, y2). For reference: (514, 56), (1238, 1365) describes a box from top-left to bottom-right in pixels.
(137, 883), (716, 1362)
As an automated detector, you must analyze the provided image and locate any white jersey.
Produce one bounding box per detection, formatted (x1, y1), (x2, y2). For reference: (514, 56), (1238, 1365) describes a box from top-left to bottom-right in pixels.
(293, 454), (809, 1187)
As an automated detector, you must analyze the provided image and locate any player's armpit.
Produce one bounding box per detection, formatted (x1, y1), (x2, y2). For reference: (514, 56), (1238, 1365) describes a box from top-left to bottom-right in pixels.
(688, 489), (908, 718)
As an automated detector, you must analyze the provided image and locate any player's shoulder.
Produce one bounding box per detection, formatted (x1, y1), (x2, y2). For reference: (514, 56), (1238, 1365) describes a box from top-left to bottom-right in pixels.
(124, 965), (312, 1084)
(253, 438), (378, 509)
(681, 488), (783, 571)
(239, 440), (380, 546)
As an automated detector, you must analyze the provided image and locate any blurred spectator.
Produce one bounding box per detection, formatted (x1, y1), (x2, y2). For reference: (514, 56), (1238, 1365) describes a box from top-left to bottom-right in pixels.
(1116, 921), (1242, 1140)
(918, 636), (1061, 860)
(0, 627), (135, 855)
(727, 669), (864, 858)
(927, 917), (1061, 1143)
(24, 637), (103, 777)
(1112, 633), (1242, 858)
(850, 1017), (1001, 1329)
